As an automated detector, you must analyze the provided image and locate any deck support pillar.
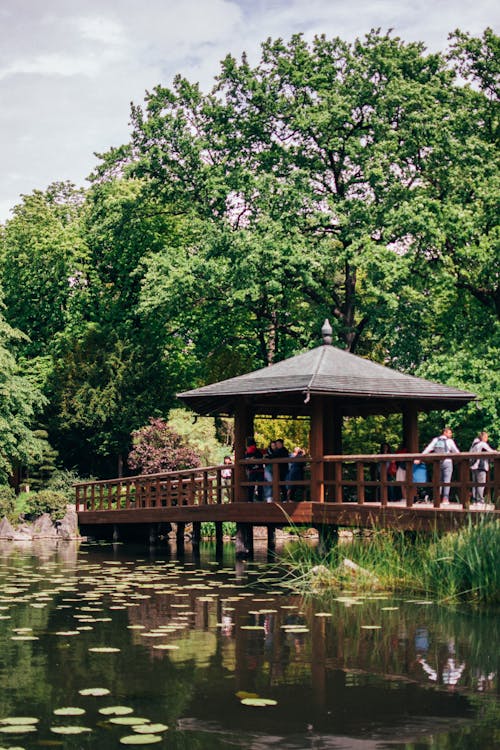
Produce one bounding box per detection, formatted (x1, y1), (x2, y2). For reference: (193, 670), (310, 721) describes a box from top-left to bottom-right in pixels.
(176, 522), (185, 553)
(215, 522), (223, 557)
(148, 524), (158, 545)
(267, 524), (276, 552)
(112, 524), (120, 543)
(192, 521), (201, 547)
(235, 523), (253, 558)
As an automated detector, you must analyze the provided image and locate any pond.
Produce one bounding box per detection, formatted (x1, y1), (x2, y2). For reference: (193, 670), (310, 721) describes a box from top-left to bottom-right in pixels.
(0, 540), (498, 749)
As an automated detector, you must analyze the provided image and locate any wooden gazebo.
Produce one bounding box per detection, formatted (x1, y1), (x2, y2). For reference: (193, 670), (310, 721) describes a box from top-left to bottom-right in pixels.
(76, 322), (498, 548)
(178, 321), (476, 503)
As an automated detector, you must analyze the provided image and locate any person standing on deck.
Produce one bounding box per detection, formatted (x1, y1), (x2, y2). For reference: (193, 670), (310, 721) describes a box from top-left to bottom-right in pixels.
(244, 438), (264, 502)
(221, 455), (233, 503)
(469, 431), (496, 505)
(263, 441), (276, 502)
(422, 427), (459, 504)
(272, 438), (290, 501)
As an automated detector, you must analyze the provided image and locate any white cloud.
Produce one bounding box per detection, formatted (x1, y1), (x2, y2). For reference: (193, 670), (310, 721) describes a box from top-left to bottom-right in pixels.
(0, 0), (498, 222)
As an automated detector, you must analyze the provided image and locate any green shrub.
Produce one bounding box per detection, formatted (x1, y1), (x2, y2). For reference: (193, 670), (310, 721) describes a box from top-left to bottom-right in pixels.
(46, 469), (86, 503)
(0, 486), (16, 520)
(24, 490), (68, 521)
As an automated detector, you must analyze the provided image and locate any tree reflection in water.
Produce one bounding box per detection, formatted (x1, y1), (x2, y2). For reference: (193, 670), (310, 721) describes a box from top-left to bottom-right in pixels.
(0, 540), (498, 749)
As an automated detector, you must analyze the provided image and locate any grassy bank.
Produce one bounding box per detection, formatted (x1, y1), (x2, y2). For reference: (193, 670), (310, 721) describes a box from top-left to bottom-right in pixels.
(281, 517), (500, 607)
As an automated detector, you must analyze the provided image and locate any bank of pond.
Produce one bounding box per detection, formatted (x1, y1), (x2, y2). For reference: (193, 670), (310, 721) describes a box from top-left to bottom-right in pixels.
(0, 536), (498, 749)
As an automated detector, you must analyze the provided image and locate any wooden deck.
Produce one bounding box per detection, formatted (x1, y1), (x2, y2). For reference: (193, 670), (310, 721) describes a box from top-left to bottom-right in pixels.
(76, 452), (499, 538)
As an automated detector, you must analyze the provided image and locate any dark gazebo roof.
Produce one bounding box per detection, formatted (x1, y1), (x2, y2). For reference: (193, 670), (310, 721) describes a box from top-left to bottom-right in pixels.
(177, 336), (476, 418)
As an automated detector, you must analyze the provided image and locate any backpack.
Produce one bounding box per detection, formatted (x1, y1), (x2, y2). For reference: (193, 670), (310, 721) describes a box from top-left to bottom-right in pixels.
(433, 436), (448, 454)
(469, 439), (483, 470)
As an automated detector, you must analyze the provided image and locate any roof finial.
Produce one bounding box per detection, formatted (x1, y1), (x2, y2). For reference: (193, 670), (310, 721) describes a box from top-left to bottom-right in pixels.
(321, 318), (332, 345)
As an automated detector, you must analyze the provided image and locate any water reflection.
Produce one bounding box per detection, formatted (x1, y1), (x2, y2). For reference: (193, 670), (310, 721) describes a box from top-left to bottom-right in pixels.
(0, 540), (498, 750)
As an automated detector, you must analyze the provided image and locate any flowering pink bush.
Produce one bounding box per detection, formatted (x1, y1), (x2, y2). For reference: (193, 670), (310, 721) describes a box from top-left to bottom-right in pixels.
(127, 417), (201, 474)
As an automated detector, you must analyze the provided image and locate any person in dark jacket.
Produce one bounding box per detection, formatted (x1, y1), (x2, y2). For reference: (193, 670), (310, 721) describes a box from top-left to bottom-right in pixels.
(272, 438), (289, 501)
(286, 447), (305, 501)
(244, 438), (264, 502)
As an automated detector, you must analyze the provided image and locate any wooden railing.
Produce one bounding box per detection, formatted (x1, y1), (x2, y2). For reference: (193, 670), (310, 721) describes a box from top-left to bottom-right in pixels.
(75, 452), (499, 512)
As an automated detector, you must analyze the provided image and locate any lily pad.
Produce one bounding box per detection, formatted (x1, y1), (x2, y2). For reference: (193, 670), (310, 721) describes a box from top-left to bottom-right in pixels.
(50, 726), (92, 735)
(0, 718), (39, 725)
(132, 724), (168, 733)
(240, 698), (277, 707)
(79, 687), (111, 697)
(0, 725), (37, 733)
(53, 708), (85, 716)
(99, 706), (134, 716)
(109, 717), (150, 726)
(88, 646), (121, 653)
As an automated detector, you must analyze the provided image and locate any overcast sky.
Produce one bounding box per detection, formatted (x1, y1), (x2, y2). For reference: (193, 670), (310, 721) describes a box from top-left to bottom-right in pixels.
(0, 0), (497, 222)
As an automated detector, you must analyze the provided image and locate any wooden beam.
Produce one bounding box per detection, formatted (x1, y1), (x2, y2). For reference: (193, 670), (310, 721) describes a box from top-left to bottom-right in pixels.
(309, 396), (325, 502)
(402, 405), (419, 452)
(233, 400), (253, 502)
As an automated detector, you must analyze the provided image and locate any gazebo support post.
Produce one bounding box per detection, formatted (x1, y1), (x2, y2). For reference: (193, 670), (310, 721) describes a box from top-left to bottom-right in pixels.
(403, 405), (419, 452)
(310, 396), (325, 502)
(324, 402), (342, 500)
(233, 400), (253, 503)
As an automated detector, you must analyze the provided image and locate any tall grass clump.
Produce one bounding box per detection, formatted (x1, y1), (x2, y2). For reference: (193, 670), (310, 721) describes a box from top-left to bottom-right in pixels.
(422, 517), (500, 606)
(281, 518), (500, 607)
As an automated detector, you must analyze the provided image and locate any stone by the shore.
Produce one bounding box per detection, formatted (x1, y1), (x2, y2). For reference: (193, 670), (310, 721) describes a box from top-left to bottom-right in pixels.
(0, 506), (81, 541)
(32, 513), (59, 539)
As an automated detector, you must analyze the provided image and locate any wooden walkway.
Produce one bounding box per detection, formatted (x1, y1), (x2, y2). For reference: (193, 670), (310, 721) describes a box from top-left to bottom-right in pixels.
(76, 453), (499, 544)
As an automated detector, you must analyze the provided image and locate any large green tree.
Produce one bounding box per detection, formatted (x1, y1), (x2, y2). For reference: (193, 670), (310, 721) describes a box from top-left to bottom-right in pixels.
(100, 31), (460, 360)
(0, 297), (46, 485)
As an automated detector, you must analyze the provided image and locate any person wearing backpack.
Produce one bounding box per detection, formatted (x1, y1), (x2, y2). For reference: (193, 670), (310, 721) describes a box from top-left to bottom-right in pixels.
(469, 431), (496, 505)
(421, 427), (459, 504)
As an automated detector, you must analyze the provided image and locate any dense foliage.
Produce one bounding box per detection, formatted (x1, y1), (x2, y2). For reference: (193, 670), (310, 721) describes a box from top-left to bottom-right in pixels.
(0, 28), (498, 480)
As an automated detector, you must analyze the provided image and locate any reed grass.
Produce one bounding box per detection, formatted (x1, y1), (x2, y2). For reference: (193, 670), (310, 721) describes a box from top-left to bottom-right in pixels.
(281, 517), (500, 607)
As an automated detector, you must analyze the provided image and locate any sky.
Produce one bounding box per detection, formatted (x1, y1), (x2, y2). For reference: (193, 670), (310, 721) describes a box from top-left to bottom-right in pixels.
(0, 0), (498, 223)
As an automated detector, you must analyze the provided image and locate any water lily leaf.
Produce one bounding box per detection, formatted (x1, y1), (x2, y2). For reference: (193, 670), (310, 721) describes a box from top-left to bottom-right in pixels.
(10, 636), (38, 641)
(53, 708), (85, 716)
(120, 735), (162, 745)
(0, 725), (37, 733)
(361, 625), (382, 630)
(79, 687), (110, 696)
(235, 691), (259, 699)
(240, 698), (277, 706)
(50, 726), (92, 734)
(99, 706), (134, 716)
(109, 717), (150, 726)
(240, 626), (265, 631)
(88, 647), (120, 653)
(132, 724), (168, 734)
(0, 718), (39, 725)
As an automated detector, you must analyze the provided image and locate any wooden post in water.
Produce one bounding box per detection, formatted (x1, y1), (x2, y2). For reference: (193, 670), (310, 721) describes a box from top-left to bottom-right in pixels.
(148, 524), (158, 545)
(176, 522), (185, 554)
(192, 521), (201, 548)
(215, 521), (223, 557)
(267, 524), (276, 552)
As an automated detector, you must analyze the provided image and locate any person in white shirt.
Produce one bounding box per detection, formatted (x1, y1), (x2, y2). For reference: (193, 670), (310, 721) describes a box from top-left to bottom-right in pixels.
(469, 431), (496, 504)
(422, 426), (459, 504)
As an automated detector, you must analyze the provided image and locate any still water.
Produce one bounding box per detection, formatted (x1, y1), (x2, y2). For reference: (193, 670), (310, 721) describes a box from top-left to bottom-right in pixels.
(0, 540), (498, 750)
